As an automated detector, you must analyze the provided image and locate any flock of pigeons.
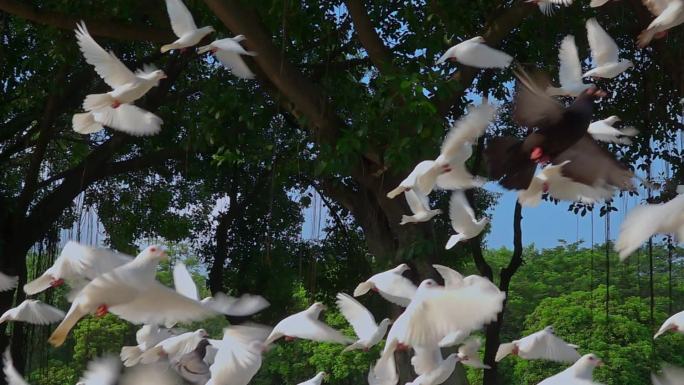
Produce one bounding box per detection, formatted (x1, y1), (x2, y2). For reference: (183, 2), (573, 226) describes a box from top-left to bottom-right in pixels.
(1, 0), (684, 384)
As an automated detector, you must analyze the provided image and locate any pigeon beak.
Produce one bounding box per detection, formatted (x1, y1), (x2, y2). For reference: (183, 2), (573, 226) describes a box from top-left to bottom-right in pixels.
(160, 250), (169, 261)
(596, 359), (605, 367)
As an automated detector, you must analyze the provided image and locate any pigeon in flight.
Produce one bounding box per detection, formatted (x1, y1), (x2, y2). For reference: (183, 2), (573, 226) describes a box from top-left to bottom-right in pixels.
(161, 0), (215, 53)
(527, 0), (573, 16)
(399, 189), (442, 225)
(0, 300), (65, 325)
(637, 0), (684, 48)
(496, 326), (581, 363)
(198, 37), (257, 79)
(654, 310), (684, 338)
(353, 264), (417, 307)
(335, 293), (391, 352)
(652, 363), (684, 385)
(264, 302), (352, 345)
(445, 191), (489, 249)
(546, 35), (593, 97)
(588, 116), (639, 145)
(583, 18), (633, 79)
(437, 36), (513, 68)
(537, 353), (604, 385)
(0, 273), (18, 293)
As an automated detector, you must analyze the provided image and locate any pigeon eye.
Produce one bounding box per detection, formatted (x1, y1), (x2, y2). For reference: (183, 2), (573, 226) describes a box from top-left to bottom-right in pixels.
(150, 247), (157, 252)
(589, 356), (594, 361)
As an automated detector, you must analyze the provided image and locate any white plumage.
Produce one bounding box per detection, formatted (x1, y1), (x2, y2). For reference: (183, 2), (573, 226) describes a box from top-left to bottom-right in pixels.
(206, 325), (270, 385)
(436, 36), (513, 68)
(76, 357), (120, 385)
(335, 293), (390, 352)
(353, 264), (417, 307)
(368, 348), (398, 385)
(3, 349), (29, 385)
(198, 37), (257, 79)
(400, 189), (442, 225)
(546, 35), (593, 97)
(264, 302), (352, 345)
(652, 363), (684, 385)
(386, 161), (435, 199)
(407, 351), (459, 385)
(583, 18), (633, 79)
(161, 0), (215, 53)
(638, 0), (684, 48)
(537, 353), (604, 385)
(615, 191), (684, 260)
(529, 0), (573, 16)
(588, 116), (639, 145)
(24, 241), (132, 297)
(654, 310), (684, 338)
(517, 161), (615, 207)
(416, 103), (495, 194)
(201, 292), (270, 317)
(296, 372), (327, 385)
(174, 262), (200, 301)
(458, 337), (490, 369)
(496, 326), (580, 363)
(47, 246), (217, 347)
(0, 273), (18, 293)
(445, 191), (489, 250)
(0, 300), (64, 325)
(73, 22), (165, 136)
(394, 279), (505, 348)
(121, 325), (181, 367)
(139, 329), (209, 364)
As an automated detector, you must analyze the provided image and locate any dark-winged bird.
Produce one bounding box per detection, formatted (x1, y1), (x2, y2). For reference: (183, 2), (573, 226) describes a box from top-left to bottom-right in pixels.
(486, 68), (607, 190)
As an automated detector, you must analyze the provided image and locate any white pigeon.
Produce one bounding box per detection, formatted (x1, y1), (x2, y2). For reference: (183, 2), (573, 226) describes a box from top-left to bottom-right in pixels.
(368, 348), (398, 385)
(583, 18), (633, 79)
(399, 189), (442, 225)
(432, 265), (501, 294)
(654, 310), (684, 338)
(652, 363), (684, 385)
(438, 330), (468, 348)
(139, 329), (209, 364)
(517, 161), (615, 207)
(73, 22), (165, 136)
(415, 103), (496, 194)
(264, 302), (353, 345)
(48, 246), (217, 347)
(394, 279), (505, 348)
(206, 324), (270, 385)
(411, 346), (444, 376)
(588, 116), (639, 145)
(0, 300), (64, 325)
(201, 292), (270, 317)
(198, 37), (257, 79)
(3, 349), (29, 385)
(615, 190), (684, 260)
(590, 0), (611, 7)
(297, 372), (327, 385)
(353, 264), (417, 307)
(496, 326), (581, 363)
(537, 353), (604, 385)
(436, 36), (513, 68)
(161, 0), (215, 53)
(457, 337), (491, 369)
(121, 325), (181, 367)
(24, 241), (132, 296)
(0, 273), (18, 292)
(387, 161), (436, 199)
(76, 357), (120, 385)
(526, 0), (573, 16)
(546, 35), (593, 97)
(174, 262), (200, 301)
(407, 349), (459, 385)
(335, 293), (391, 352)
(638, 0), (684, 48)
(174, 263), (269, 316)
(445, 191), (489, 250)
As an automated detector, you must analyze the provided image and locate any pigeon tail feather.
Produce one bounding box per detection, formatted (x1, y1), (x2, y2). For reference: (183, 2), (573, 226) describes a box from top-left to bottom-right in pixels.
(84, 93), (115, 111)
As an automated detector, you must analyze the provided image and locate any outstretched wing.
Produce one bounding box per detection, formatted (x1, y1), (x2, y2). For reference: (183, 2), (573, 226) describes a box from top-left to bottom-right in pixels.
(164, 0), (198, 37)
(75, 22), (136, 88)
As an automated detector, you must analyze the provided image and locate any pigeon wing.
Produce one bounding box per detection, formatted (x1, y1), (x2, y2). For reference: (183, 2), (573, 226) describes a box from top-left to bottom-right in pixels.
(164, 0), (198, 37)
(336, 293), (378, 340)
(586, 18), (619, 65)
(75, 22), (136, 88)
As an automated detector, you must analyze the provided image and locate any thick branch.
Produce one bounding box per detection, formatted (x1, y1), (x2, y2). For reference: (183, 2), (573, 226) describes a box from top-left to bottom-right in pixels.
(203, 0), (344, 147)
(0, 0), (174, 43)
(345, 0), (396, 73)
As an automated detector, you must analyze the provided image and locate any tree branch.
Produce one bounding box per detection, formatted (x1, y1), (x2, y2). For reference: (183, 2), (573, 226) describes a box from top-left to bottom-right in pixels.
(345, 0), (396, 73)
(0, 0), (174, 43)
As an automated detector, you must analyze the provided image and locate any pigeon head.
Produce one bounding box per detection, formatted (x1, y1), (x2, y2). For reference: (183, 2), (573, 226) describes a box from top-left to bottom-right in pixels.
(196, 329), (209, 338)
(307, 302), (327, 316)
(233, 35), (247, 42)
(198, 26), (216, 36)
(445, 353), (461, 363)
(574, 353), (604, 378)
(140, 70), (167, 84)
(139, 245), (167, 262)
(378, 318), (392, 328)
(544, 325), (555, 334)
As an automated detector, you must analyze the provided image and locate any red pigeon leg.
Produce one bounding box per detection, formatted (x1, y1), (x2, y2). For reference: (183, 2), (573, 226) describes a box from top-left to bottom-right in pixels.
(95, 304), (109, 317)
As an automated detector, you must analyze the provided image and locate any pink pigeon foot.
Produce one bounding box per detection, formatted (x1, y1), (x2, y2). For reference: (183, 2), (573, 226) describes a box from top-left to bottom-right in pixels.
(542, 182), (550, 193)
(284, 336), (296, 342)
(371, 286), (379, 293)
(95, 305), (108, 317)
(397, 343), (409, 351)
(655, 31), (668, 39)
(111, 100), (121, 109)
(363, 347), (369, 352)
(50, 278), (65, 288)
(530, 147), (544, 162)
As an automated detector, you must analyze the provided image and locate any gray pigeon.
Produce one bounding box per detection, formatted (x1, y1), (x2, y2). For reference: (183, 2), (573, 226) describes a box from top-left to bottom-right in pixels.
(172, 339), (211, 385)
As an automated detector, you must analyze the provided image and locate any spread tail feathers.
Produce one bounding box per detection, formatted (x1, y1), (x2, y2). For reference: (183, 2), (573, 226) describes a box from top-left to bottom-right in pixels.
(342, 341), (364, 352)
(48, 307), (87, 347)
(637, 29), (657, 48)
(445, 233), (466, 250)
(619, 126), (639, 137)
(386, 186), (407, 199)
(138, 346), (164, 364)
(495, 342), (516, 362)
(161, 44), (176, 53)
(545, 86), (566, 97)
(83, 93), (114, 111)
(121, 346), (143, 367)
(73, 112), (103, 134)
